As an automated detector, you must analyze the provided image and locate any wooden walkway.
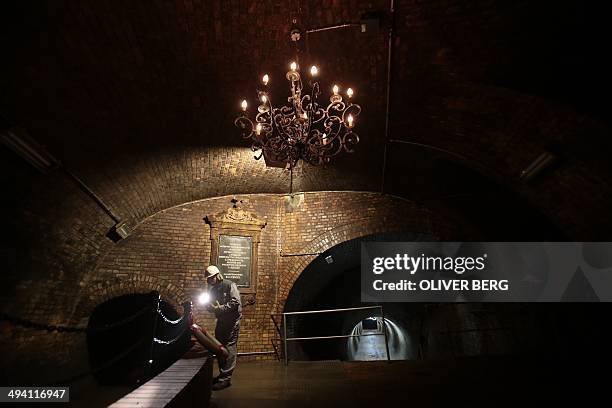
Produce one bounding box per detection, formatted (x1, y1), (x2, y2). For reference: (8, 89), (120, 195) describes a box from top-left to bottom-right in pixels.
(110, 356), (211, 408)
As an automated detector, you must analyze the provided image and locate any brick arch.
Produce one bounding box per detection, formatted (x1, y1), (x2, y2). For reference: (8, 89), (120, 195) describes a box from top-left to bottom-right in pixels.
(276, 205), (454, 312)
(77, 275), (185, 318)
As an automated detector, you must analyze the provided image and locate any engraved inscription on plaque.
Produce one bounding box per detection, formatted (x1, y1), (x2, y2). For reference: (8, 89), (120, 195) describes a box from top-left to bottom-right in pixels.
(217, 235), (252, 287)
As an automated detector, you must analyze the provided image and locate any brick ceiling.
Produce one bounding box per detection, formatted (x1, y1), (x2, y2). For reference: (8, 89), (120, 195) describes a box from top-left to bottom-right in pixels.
(2, 0), (388, 159)
(2, 0), (612, 238)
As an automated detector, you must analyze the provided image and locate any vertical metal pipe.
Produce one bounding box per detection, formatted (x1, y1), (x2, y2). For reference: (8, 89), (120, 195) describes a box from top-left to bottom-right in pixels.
(380, 0), (395, 193)
(380, 306), (391, 363)
(417, 305), (426, 360)
(283, 313), (289, 366)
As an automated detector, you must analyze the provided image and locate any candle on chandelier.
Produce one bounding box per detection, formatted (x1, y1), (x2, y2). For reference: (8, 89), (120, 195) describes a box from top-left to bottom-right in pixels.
(347, 88), (354, 98)
(290, 61), (297, 71)
(310, 65), (318, 76)
(241, 99), (248, 111)
(322, 133), (328, 145)
(333, 85), (339, 95)
(262, 74), (269, 86)
(255, 123), (262, 135)
(347, 114), (354, 128)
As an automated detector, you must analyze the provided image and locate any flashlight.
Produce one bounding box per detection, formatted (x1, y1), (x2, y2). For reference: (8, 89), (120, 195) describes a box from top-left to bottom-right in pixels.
(198, 292), (211, 305)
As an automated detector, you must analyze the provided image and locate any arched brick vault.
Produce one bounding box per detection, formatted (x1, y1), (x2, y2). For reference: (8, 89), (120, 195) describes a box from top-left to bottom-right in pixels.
(276, 213), (453, 312)
(2, 0), (612, 380)
(51, 192), (464, 356)
(77, 276), (185, 319)
(2, 0), (611, 335)
(77, 192), (463, 312)
(4, 0), (612, 244)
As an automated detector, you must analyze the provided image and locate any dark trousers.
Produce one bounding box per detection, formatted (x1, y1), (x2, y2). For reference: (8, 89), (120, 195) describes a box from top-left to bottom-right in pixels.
(215, 318), (240, 382)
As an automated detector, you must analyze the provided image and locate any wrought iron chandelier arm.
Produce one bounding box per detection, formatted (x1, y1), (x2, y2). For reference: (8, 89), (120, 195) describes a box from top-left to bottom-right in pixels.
(325, 100), (347, 119)
(264, 92), (274, 133)
(234, 114), (255, 140)
(341, 103), (361, 124)
(307, 82), (326, 125)
(303, 129), (344, 165)
(342, 130), (360, 153)
(323, 114), (343, 142)
(272, 106), (297, 141)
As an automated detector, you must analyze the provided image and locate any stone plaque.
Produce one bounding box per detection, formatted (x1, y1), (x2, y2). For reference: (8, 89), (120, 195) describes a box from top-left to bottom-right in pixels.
(217, 235), (252, 287)
(205, 200), (266, 294)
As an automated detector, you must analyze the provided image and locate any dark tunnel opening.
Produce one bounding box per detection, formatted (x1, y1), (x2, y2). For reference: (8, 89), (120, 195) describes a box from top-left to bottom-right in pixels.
(86, 293), (186, 387)
(283, 233), (612, 366)
(283, 232), (431, 362)
(345, 316), (414, 361)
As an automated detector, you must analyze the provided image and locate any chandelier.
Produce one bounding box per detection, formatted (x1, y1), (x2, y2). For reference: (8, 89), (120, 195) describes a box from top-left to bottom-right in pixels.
(234, 48), (361, 168)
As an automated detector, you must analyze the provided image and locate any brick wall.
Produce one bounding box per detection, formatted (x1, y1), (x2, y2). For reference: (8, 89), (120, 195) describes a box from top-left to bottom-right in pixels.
(0, 178), (602, 384)
(74, 192), (461, 362)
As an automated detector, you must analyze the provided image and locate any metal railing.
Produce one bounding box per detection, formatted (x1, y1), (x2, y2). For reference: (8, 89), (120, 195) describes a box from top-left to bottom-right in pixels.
(147, 293), (193, 378)
(270, 314), (283, 361)
(280, 305), (391, 365)
(0, 291), (192, 385)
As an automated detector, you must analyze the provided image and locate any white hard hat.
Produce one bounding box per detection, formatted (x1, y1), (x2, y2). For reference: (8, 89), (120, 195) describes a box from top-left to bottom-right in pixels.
(205, 265), (220, 278)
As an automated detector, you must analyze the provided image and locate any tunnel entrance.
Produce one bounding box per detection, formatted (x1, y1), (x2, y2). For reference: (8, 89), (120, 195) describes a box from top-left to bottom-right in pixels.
(346, 317), (412, 361)
(87, 293), (183, 386)
(283, 232), (428, 362)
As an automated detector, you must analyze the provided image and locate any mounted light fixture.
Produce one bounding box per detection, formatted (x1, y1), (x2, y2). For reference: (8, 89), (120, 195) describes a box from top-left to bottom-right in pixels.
(2, 124), (132, 242)
(109, 220), (131, 241)
(520, 151), (557, 181)
(1, 126), (59, 173)
(234, 28), (361, 168)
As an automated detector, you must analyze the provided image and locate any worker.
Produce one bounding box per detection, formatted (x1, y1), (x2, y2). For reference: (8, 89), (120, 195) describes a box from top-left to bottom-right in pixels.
(204, 265), (242, 390)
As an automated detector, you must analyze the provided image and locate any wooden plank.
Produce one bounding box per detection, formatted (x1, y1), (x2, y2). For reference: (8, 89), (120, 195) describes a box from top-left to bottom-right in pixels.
(109, 357), (208, 408)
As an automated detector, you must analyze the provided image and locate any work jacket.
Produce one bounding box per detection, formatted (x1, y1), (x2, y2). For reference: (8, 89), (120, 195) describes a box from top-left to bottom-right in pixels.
(207, 278), (242, 345)
(208, 278), (242, 320)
